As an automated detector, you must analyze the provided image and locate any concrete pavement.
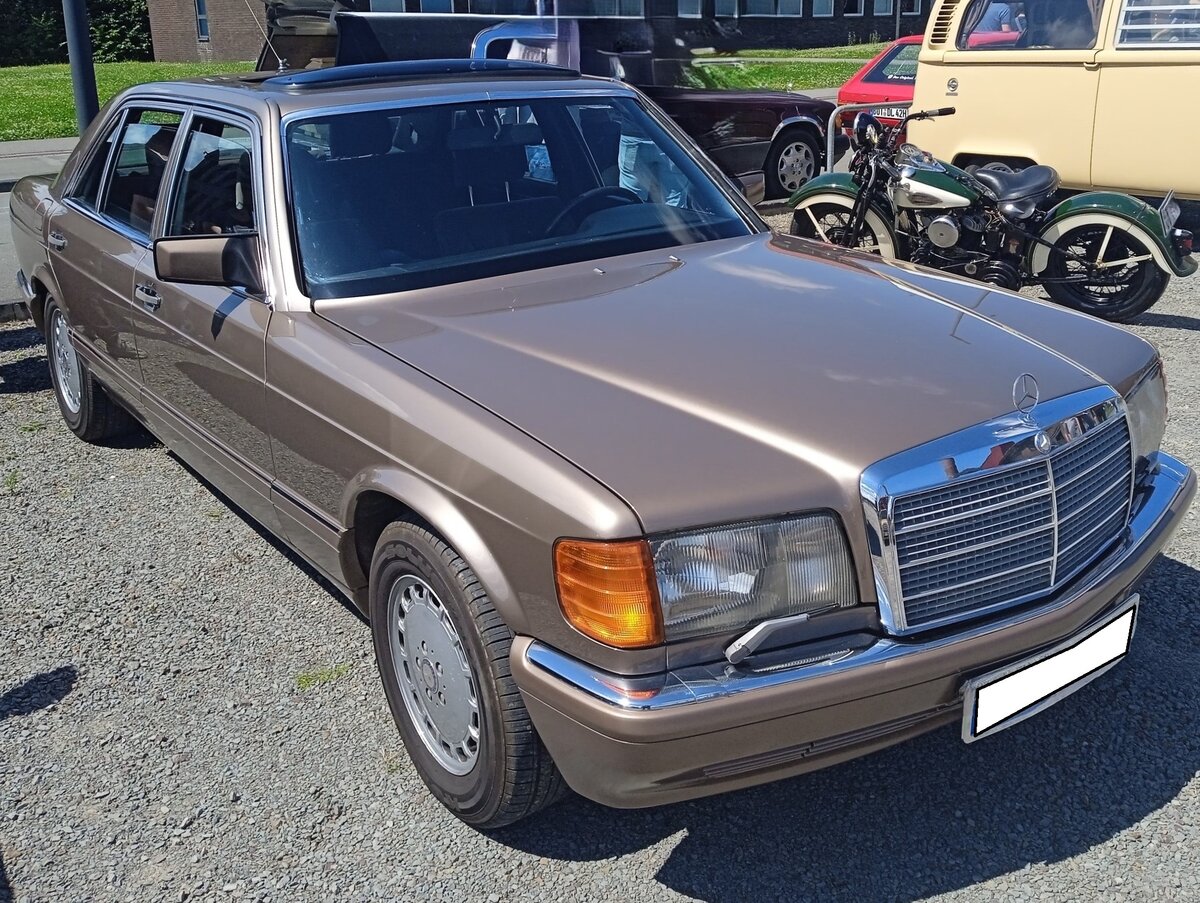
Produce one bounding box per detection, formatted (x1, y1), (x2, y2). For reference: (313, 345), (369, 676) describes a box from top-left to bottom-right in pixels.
(0, 137), (77, 194)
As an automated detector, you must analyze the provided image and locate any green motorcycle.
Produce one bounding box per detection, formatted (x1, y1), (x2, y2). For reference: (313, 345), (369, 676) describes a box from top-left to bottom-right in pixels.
(788, 108), (1196, 322)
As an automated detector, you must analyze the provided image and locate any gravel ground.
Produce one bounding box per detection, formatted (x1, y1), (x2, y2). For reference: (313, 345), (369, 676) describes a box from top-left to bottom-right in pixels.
(2, 251), (1199, 903)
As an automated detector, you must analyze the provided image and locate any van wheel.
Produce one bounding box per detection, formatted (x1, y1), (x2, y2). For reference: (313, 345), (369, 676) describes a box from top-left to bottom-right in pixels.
(369, 521), (567, 829)
(44, 298), (135, 442)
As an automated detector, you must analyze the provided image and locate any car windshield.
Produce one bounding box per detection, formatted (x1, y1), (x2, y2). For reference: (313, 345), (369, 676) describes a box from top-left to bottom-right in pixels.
(285, 95), (753, 299)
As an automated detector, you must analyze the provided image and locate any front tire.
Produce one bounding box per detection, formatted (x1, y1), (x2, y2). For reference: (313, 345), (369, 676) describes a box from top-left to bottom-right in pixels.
(1042, 224), (1168, 322)
(766, 128), (821, 199)
(44, 298), (135, 443)
(790, 198), (896, 258)
(369, 521), (567, 829)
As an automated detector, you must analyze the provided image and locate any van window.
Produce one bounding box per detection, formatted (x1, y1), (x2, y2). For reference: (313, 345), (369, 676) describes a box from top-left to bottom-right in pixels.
(1116, 0), (1200, 46)
(958, 0), (1106, 49)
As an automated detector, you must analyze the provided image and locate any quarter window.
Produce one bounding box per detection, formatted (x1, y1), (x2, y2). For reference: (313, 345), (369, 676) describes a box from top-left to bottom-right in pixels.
(1116, 0), (1200, 46)
(195, 0), (209, 41)
(167, 117), (257, 236)
(98, 109), (183, 237)
(70, 124), (120, 210)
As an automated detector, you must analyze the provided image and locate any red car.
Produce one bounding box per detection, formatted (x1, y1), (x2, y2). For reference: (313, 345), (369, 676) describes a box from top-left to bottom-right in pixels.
(837, 35), (923, 128)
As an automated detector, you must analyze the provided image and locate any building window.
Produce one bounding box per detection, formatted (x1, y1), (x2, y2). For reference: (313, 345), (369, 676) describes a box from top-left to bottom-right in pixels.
(195, 0), (209, 41)
(901, 0), (920, 13)
(678, 0), (702, 16)
(874, 0), (893, 14)
(715, 0), (738, 14)
(813, 0), (834, 14)
(845, 0), (864, 14)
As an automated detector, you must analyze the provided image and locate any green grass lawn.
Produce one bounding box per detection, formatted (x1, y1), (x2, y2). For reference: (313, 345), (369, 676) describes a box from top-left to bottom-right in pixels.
(685, 60), (862, 92)
(704, 42), (890, 59)
(0, 61), (254, 142)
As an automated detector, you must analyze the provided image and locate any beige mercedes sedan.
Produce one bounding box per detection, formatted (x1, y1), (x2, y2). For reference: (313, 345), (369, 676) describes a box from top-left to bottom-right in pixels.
(9, 60), (1195, 829)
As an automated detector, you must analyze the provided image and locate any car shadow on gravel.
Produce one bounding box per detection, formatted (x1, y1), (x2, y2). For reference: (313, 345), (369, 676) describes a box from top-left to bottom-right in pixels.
(0, 848), (11, 903)
(1130, 311), (1200, 332)
(0, 665), (78, 723)
(498, 555), (1200, 902)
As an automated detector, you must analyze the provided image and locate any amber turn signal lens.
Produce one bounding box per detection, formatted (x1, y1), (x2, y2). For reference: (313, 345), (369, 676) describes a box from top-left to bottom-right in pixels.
(554, 539), (663, 649)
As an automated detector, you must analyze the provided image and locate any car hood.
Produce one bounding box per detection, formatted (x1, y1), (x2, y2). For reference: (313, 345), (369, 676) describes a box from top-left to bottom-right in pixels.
(316, 233), (1105, 534)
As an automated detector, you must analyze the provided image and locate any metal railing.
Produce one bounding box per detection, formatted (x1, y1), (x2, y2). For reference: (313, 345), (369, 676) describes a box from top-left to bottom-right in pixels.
(825, 100), (913, 169)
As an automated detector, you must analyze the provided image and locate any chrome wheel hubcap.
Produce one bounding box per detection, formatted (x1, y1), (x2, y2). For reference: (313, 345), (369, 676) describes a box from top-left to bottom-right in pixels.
(388, 575), (480, 775)
(778, 141), (816, 192)
(50, 309), (82, 414)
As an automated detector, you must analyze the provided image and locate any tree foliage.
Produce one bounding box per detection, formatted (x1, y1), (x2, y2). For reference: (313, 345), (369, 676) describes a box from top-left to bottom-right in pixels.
(0, 0), (153, 67)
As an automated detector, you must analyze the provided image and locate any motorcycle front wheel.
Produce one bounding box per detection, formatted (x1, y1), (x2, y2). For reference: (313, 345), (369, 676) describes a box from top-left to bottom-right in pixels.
(790, 201), (896, 257)
(1042, 224), (1168, 322)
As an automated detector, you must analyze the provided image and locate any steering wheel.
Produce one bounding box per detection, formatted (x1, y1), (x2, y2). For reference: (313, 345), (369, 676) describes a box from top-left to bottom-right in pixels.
(544, 186), (642, 238)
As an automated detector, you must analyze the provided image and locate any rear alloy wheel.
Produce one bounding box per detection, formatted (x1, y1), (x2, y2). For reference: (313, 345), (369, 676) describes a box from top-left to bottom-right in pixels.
(369, 521), (567, 829)
(766, 129), (821, 199)
(44, 298), (135, 443)
(1043, 224), (1168, 322)
(790, 200), (896, 257)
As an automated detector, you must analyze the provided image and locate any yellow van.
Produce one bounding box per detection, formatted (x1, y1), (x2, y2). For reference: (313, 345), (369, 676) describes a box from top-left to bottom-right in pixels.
(908, 0), (1200, 201)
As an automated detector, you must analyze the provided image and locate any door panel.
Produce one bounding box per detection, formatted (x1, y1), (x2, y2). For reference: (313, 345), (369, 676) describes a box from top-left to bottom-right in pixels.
(47, 206), (146, 395)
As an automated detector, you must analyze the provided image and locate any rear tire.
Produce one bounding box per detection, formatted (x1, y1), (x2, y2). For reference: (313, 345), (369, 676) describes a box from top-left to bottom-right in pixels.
(44, 298), (135, 443)
(1042, 224), (1168, 322)
(369, 521), (567, 829)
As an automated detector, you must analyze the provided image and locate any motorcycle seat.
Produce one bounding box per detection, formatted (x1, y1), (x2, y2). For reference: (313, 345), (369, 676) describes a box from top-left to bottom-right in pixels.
(973, 165), (1061, 203)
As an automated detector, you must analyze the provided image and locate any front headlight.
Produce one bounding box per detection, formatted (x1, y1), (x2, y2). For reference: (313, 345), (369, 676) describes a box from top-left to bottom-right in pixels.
(651, 513), (858, 642)
(1124, 356), (1167, 472)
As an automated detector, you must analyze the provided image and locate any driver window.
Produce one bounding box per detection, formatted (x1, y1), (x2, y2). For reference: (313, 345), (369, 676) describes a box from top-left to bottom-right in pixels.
(959, 0), (1105, 49)
(166, 116), (257, 236)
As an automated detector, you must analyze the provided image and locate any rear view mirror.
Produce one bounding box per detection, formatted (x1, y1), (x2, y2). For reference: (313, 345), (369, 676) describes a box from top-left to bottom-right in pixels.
(153, 234), (264, 296)
(736, 171), (766, 206)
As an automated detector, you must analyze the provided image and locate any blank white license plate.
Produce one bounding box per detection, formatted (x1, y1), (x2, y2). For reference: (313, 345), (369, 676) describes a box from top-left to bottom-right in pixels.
(961, 597), (1137, 742)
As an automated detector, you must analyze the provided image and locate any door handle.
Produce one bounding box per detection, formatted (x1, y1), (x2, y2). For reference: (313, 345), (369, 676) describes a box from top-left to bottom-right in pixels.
(48, 232), (67, 252)
(135, 283), (162, 312)
(1083, 61), (1100, 71)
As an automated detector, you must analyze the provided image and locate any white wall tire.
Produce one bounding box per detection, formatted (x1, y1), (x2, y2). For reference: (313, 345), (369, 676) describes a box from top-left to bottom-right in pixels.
(790, 195), (896, 258)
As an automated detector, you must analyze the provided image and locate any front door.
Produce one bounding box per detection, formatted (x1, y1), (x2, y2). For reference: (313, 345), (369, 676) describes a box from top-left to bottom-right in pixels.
(48, 107), (184, 399)
(130, 111), (277, 526)
(911, 0), (1111, 188)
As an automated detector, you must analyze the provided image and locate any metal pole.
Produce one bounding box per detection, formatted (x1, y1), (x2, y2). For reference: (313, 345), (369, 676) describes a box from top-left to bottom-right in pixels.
(62, 0), (100, 132)
(895, 0), (901, 40)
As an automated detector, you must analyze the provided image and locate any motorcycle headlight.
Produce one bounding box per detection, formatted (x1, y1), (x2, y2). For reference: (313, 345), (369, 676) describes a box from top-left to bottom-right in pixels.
(650, 513), (858, 642)
(1124, 356), (1167, 473)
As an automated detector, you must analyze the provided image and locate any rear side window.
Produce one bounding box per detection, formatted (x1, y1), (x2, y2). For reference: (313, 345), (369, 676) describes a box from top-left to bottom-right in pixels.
(958, 0), (1105, 50)
(71, 126), (120, 210)
(861, 42), (920, 84)
(99, 109), (184, 236)
(1116, 0), (1200, 46)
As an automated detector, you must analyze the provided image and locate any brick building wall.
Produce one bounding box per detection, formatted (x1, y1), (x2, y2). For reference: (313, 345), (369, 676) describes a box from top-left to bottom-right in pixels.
(148, 0), (266, 62)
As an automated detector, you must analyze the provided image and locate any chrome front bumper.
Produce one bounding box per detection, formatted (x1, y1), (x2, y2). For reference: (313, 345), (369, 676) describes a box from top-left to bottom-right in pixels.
(526, 452), (1192, 713)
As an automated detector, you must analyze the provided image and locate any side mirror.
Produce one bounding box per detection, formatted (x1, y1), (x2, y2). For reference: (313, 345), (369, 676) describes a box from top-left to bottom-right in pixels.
(153, 234), (264, 296)
(735, 171), (766, 206)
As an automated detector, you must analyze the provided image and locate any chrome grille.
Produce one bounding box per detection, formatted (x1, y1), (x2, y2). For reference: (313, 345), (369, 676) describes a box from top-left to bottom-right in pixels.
(875, 404), (1133, 633)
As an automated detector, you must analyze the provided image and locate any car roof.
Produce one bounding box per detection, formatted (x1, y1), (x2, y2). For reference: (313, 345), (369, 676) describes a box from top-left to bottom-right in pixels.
(125, 59), (634, 120)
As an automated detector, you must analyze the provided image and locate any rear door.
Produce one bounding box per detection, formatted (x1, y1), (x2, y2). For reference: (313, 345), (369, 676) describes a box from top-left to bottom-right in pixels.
(1091, 0), (1200, 198)
(130, 110), (278, 527)
(47, 107), (184, 399)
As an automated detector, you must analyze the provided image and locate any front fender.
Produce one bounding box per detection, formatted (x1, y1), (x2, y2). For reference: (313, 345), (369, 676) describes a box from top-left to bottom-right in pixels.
(787, 171), (861, 207)
(1031, 192), (1197, 278)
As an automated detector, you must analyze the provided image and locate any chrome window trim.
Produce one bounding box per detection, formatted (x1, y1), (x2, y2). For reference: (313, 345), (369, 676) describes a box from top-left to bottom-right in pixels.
(861, 386), (1132, 635)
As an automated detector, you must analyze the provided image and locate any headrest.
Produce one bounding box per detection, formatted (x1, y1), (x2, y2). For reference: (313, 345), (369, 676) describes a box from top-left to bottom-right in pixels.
(447, 123), (543, 151)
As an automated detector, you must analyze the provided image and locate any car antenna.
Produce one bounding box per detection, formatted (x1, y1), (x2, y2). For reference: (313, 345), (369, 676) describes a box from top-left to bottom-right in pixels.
(242, 0), (289, 73)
